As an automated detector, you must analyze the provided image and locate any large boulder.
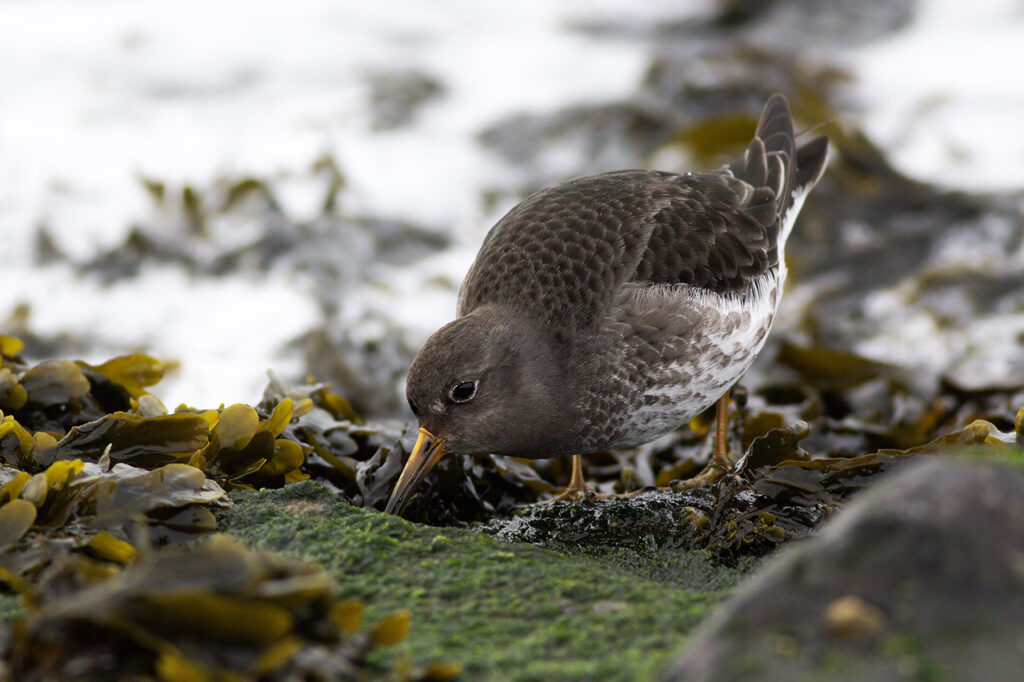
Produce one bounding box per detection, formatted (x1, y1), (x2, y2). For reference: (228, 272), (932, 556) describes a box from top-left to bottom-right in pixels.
(662, 455), (1024, 681)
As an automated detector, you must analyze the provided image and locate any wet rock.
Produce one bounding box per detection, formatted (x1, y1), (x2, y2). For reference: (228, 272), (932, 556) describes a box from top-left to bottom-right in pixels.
(480, 419), (1015, 562)
(576, 0), (915, 48)
(365, 69), (445, 130)
(661, 455), (1024, 681)
(483, 489), (714, 556)
(703, 0), (916, 48)
(288, 323), (422, 417)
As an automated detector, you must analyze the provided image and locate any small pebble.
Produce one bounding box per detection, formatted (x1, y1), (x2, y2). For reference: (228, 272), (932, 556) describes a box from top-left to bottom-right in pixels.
(824, 595), (886, 640)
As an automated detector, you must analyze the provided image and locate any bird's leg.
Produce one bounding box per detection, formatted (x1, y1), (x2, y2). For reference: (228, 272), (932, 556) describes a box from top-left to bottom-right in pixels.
(714, 388), (729, 463)
(538, 454), (592, 503)
(567, 453), (587, 493)
(535, 390), (735, 505)
(671, 390), (734, 491)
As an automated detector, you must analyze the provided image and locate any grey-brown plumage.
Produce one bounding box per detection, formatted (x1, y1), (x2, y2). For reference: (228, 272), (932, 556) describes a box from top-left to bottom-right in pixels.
(391, 94), (827, 514)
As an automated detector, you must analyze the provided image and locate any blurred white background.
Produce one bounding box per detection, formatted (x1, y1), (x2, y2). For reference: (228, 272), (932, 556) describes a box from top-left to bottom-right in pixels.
(1, 0), (1022, 409)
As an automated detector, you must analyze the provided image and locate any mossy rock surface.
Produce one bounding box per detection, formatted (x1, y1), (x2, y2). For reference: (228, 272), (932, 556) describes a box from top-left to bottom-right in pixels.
(219, 481), (753, 680)
(661, 455), (1024, 681)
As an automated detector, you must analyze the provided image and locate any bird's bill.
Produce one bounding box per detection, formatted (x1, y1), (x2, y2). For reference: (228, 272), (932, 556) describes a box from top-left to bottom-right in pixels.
(385, 428), (448, 515)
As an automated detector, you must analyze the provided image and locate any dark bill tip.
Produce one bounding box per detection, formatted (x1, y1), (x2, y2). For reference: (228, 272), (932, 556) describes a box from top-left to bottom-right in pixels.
(385, 428), (448, 516)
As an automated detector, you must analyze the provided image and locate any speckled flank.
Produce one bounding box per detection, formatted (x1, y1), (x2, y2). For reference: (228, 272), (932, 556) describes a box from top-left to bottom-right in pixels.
(574, 271), (783, 450)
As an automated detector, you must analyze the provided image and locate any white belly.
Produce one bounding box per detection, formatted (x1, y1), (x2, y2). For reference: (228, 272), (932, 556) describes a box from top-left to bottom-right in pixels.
(610, 269), (784, 447)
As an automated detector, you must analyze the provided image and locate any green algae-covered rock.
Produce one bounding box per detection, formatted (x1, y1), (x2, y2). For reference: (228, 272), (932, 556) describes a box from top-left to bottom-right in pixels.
(218, 481), (752, 681)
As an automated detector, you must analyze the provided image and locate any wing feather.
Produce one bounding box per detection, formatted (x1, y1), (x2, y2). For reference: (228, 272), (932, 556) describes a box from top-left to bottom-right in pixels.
(457, 94), (828, 335)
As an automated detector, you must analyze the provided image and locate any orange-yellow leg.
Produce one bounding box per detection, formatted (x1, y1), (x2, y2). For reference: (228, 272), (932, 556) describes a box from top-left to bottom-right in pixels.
(671, 391), (733, 490)
(536, 389), (734, 505)
(605, 390), (734, 499)
(539, 454), (592, 503)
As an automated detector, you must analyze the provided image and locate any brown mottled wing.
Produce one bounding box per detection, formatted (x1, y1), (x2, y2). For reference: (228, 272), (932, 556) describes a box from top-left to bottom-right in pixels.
(629, 172), (775, 292)
(633, 93), (810, 288)
(457, 171), (673, 333)
(457, 94), (827, 332)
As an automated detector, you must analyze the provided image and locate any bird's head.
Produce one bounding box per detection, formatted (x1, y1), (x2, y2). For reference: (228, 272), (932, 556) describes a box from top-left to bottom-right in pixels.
(385, 306), (573, 515)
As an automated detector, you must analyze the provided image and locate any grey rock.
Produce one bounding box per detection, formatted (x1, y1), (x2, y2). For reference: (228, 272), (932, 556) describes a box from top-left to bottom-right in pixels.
(661, 455), (1024, 681)
(365, 69), (444, 131)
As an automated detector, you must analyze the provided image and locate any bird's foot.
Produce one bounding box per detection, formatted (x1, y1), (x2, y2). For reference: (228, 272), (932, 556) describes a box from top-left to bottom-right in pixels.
(667, 459), (731, 491)
(531, 439), (734, 506)
(534, 454), (593, 504)
(536, 482), (595, 504)
(534, 460), (730, 504)
(601, 455), (732, 499)
(661, 390), (735, 491)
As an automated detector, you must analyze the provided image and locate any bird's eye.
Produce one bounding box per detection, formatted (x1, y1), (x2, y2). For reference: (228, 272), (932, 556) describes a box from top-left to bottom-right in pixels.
(408, 397), (422, 416)
(448, 380), (477, 403)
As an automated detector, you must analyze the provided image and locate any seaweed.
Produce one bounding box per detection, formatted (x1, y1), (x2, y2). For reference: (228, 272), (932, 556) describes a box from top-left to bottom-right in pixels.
(78, 161), (451, 294)
(250, 373), (546, 524)
(5, 536), (458, 681)
(0, 345), (303, 603)
(0, 344), (459, 677)
(480, 417), (1019, 563)
(0, 350), (307, 489)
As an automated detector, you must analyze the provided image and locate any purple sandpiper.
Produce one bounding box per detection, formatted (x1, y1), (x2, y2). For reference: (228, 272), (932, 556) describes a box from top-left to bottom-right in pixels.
(386, 94), (828, 515)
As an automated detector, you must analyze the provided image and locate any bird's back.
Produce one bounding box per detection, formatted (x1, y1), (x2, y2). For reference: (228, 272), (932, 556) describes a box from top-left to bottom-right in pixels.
(457, 94), (828, 338)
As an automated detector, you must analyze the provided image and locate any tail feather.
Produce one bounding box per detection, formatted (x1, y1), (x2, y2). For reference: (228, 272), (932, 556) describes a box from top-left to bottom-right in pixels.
(795, 135), (829, 191)
(728, 94), (828, 251)
(742, 137), (768, 188)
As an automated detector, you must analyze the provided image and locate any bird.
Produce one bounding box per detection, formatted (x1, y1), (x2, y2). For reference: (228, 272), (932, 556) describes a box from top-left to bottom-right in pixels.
(385, 94), (828, 516)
